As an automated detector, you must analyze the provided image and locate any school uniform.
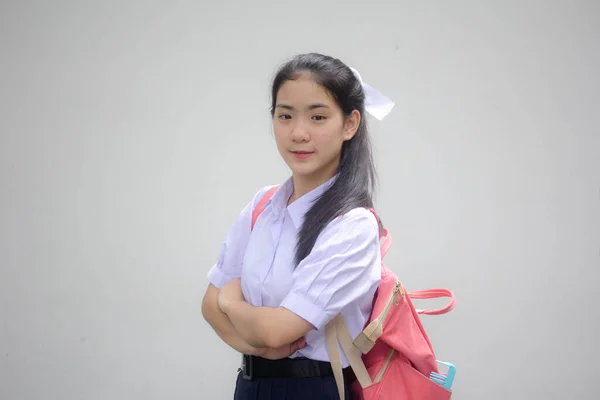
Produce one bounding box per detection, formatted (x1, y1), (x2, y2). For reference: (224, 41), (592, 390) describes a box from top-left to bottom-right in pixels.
(208, 176), (381, 400)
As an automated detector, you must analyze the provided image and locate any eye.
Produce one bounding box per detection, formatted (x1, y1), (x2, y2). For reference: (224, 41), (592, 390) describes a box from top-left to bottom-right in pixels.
(312, 115), (326, 121)
(278, 114), (292, 120)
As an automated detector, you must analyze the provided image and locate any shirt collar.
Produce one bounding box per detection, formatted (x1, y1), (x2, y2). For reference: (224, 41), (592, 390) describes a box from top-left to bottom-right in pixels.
(268, 175), (337, 228)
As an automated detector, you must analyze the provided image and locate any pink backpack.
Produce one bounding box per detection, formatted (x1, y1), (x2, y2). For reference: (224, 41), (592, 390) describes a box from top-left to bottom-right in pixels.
(252, 187), (456, 400)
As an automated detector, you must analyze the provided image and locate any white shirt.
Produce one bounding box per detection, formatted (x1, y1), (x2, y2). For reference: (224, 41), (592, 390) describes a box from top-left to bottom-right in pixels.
(207, 176), (381, 367)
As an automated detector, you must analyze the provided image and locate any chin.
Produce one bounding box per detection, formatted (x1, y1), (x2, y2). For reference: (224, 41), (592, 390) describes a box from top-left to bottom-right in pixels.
(289, 165), (319, 177)
(286, 156), (339, 183)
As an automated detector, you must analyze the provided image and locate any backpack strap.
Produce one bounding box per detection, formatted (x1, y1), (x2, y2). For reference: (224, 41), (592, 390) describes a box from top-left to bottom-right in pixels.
(251, 186), (279, 230)
(367, 208), (392, 259)
(325, 319), (346, 399)
(326, 315), (373, 400)
(408, 288), (456, 315)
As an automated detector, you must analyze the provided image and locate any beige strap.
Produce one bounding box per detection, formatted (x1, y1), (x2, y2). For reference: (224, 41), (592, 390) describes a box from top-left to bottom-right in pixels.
(325, 315), (374, 400)
(325, 319), (345, 399)
(334, 315), (373, 388)
(353, 317), (382, 353)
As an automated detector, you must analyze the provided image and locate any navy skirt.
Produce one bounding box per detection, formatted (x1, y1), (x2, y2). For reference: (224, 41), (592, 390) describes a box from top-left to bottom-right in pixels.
(233, 370), (354, 400)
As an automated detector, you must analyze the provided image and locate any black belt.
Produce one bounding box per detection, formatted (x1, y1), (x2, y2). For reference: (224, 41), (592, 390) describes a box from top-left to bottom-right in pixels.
(240, 354), (355, 381)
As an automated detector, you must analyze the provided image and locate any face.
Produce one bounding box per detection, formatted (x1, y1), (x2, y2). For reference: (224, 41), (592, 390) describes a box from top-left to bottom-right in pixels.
(273, 74), (360, 187)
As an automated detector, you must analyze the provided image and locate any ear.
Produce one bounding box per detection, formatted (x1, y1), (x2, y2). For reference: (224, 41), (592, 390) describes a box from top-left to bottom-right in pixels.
(342, 109), (361, 141)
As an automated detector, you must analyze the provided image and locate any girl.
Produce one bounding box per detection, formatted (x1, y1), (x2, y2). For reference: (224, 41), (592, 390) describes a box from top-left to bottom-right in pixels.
(202, 53), (394, 400)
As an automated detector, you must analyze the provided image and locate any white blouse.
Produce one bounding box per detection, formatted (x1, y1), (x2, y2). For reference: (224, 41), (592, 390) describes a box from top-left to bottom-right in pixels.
(207, 176), (381, 367)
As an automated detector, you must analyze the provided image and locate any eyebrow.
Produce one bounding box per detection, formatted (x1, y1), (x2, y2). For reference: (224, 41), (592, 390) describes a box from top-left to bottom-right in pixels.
(275, 103), (330, 111)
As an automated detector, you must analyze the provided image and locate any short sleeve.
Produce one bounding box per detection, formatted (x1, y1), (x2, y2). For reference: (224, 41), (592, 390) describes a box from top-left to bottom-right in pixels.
(206, 185), (275, 289)
(279, 208), (381, 330)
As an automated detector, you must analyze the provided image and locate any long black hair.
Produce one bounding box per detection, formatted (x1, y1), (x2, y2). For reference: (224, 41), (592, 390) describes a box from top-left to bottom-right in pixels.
(270, 53), (380, 266)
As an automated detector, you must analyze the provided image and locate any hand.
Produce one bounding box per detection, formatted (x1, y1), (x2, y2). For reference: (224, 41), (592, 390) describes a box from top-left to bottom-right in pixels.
(254, 337), (307, 360)
(218, 278), (244, 313)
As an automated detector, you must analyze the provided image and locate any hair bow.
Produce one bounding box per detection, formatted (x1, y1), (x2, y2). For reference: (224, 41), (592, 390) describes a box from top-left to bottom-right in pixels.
(350, 67), (395, 120)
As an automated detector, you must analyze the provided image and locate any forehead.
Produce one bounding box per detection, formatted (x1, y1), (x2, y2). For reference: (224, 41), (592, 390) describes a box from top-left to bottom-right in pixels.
(276, 75), (335, 106)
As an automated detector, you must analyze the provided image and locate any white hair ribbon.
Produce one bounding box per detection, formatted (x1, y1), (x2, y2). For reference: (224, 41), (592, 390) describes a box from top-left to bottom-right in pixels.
(350, 67), (395, 120)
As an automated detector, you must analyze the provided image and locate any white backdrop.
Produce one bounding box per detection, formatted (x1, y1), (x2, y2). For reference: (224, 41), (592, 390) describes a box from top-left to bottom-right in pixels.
(1, 1), (599, 399)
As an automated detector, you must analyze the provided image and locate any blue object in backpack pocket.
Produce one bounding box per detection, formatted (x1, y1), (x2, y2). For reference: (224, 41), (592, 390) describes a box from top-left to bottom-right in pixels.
(429, 360), (456, 390)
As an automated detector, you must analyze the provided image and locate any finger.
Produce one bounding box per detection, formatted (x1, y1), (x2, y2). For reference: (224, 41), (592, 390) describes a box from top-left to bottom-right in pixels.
(289, 338), (305, 354)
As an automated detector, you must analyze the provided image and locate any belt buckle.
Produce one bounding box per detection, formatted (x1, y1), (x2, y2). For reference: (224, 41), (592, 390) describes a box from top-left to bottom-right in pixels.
(241, 354), (253, 380)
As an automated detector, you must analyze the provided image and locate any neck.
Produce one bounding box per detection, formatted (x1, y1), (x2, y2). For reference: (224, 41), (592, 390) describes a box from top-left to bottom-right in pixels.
(289, 164), (338, 205)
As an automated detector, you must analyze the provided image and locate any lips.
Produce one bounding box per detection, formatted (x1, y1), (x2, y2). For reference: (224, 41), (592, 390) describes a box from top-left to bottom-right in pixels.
(291, 151), (313, 159)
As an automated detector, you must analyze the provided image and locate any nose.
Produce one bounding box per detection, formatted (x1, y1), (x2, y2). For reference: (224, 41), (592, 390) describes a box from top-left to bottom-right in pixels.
(290, 119), (309, 142)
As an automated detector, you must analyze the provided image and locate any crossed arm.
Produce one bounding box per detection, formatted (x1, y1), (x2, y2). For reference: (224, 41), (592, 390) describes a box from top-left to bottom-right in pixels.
(201, 283), (261, 355)
(201, 281), (312, 355)
(216, 279), (315, 349)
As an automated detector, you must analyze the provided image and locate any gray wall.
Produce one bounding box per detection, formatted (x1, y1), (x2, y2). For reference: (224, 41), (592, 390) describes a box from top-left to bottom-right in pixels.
(1, 1), (598, 399)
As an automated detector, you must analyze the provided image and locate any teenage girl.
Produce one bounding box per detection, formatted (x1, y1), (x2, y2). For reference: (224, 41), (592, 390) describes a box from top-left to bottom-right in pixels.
(202, 52), (394, 400)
